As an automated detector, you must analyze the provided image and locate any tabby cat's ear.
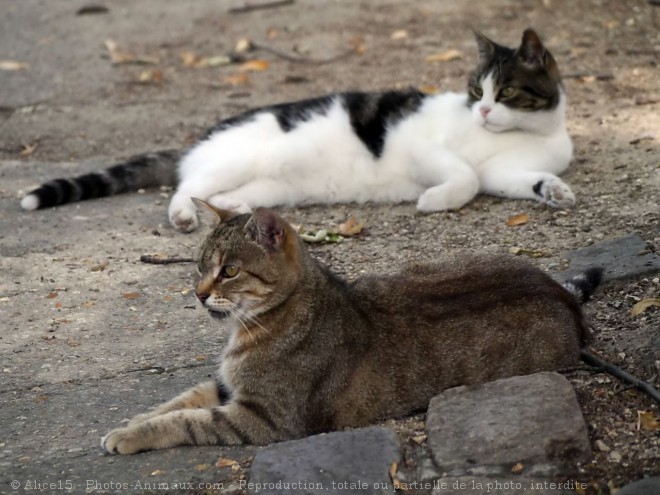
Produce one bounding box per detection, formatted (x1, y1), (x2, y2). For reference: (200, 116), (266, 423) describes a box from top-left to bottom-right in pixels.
(517, 28), (547, 68)
(191, 198), (236, 226)
(244, 208), (286, 252)
(473, 30), (496, 61)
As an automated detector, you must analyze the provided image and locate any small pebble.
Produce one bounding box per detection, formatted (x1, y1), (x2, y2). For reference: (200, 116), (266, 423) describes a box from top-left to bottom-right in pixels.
(595, 439), (610, 452)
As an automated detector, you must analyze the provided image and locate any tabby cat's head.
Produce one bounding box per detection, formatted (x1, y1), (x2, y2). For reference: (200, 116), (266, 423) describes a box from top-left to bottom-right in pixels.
(192, 200), (300, 328)
(467, 28), (563, 133)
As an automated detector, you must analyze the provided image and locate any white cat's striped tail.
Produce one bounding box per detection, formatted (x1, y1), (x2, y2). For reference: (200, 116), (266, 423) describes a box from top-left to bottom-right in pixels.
(562, 267), (603, 304)
(20, 150), (180, 211)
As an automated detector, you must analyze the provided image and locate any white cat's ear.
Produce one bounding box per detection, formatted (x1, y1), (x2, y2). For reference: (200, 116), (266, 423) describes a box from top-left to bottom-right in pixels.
(244, 207), (286, 252)
(473, 30), (496, 61)
(518, 28), (546, 68)
(191, 197), (236, 226)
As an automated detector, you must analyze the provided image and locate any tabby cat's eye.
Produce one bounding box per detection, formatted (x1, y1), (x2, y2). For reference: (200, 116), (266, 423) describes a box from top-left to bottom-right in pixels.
(220, 265), (240, 279)
(472, 86), (483, 98)
(499, 86), (515, 98)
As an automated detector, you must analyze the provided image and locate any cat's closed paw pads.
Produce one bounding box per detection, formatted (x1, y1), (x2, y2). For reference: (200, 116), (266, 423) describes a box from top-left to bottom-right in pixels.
(207, 194), (252, 214)
(101, 427), (143, 455)
(169, 208), (199, 233)
(535, 178), (575, 209)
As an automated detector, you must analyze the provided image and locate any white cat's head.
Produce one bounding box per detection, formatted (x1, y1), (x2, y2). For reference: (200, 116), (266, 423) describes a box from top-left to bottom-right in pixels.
(467, 29), (565, 135)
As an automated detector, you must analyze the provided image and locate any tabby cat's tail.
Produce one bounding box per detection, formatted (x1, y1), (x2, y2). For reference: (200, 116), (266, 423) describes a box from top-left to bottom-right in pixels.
(20, 150), (180, 210)
(561, 267), (604, 304)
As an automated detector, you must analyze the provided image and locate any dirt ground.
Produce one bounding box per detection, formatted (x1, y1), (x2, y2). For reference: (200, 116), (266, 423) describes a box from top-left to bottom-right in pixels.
(1, 0), (658, 493)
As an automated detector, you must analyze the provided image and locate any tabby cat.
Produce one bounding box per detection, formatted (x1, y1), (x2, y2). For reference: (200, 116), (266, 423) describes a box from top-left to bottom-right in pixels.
(101, 201), (601, 454)
(23, 29), (574, 233)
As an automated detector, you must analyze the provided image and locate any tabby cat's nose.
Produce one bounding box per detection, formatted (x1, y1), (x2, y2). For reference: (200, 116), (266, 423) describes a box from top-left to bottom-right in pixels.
(196, 292), (209, 303)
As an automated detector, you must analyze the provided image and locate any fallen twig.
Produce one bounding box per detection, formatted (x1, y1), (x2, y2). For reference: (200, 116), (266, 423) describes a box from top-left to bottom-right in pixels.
(580, 349), (660, 403)
(229, 0), (294, 14)
(563, 72), (614, 81)
(250, 41), (357, 65)
(140, 255), (195, 265)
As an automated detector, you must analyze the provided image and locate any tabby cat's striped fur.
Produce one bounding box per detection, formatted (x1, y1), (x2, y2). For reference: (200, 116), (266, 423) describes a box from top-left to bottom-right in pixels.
(101, 202), (600, 454)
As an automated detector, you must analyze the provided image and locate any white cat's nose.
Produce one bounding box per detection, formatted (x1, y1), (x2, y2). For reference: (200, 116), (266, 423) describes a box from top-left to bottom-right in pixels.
(480, 106), (491, 118)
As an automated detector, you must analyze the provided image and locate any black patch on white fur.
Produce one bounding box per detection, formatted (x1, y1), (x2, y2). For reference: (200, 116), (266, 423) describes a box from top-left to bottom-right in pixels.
(342, 91), (426, 157)
(206, 91), (426, 158)
(533, 180), (544, 197)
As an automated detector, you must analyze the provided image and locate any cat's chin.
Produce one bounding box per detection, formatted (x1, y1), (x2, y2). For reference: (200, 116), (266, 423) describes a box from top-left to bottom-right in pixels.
(208, 309), (232, 320)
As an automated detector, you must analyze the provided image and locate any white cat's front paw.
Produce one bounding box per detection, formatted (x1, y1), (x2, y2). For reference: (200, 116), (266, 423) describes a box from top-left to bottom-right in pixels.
(168, 198), (199, 233)
(536, 177), (575, 209)
(207, 194), (252, 214)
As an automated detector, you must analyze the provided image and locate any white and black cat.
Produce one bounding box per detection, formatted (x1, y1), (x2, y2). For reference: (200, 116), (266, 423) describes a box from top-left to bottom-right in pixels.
(21, 28), (574, 232)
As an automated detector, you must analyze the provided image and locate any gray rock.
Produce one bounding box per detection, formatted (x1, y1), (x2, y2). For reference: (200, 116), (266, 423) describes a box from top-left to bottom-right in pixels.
(616, 476), (660, 495)
(248, 427), (400, 495)
(555, 234), (660, 283)
(431, 477), (578, 494)
(426, 372), (591, 477)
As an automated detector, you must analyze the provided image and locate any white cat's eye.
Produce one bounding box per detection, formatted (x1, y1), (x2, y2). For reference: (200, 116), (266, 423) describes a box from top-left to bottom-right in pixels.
(220, 264), (240, 279)
(473, 86), (483, 98)
(500, 86), (516, 98)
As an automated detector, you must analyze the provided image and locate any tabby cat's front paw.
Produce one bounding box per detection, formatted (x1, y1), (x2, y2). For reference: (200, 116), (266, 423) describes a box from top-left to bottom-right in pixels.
(536, 177), (575, 208)
(101, 426), (146, 455)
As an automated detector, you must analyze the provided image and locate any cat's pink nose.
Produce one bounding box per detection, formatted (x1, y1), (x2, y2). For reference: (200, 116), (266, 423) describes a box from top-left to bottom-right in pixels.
(480, 106), (491, 118)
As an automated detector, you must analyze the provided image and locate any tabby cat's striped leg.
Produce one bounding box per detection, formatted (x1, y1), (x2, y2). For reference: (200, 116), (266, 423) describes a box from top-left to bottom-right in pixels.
(126, 380), (227, 427)
(102, 399), (283, 454)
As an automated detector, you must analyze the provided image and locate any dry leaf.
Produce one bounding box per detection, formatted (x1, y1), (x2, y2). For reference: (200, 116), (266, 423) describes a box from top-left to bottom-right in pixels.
(349, 36), (366, 55)
(239, 59), (270, 72)
(0, 60), (29, 71)
(122, 292), (141, 300)
(425, 49), (462, 63)
(234, 38), (253, 53)
(105, 39), (159, 65)
(506, 213), (529, 227)
(631, 297), (660, 317)
(46, 292), (58, 299)
(511, 462), (524, 474)
(216, 457), (239, 468)
(390, 29), (409, 40)
(339, 216), (365, 236)
(137, 68), (164, 84)
(637, 410), (660, 431)
(20, 143), (38, 156)
(419, 85), (440, 95)
(195, 354), (206, 362)
(389, 462), (402, 489)
(194, 463), (210, 472)
(150, 469), (164, 476)
(225, 73), (250, 86)
(411, 434), (427, 445)
(180, 51), (201, 67)
(508, 246), (547, 258)
(90, 261), (108, 272)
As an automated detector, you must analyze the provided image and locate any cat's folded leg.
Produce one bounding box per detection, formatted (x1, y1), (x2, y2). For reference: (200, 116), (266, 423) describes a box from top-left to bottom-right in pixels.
(479, 168), (575, 208)
(169, 183), (244, 232)
(125, 380), (223, 427)
(410, 144), (480, 212)
(207, 193), (252, 214)
(102, 400), (285, 454)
